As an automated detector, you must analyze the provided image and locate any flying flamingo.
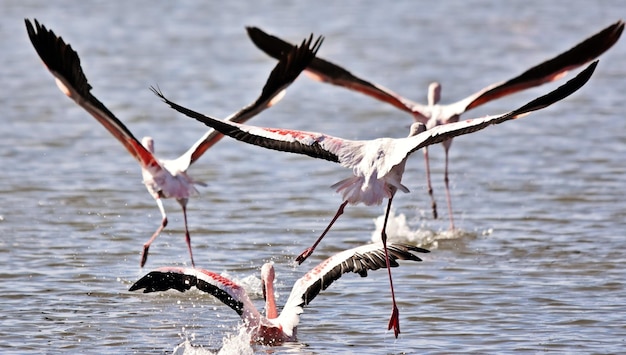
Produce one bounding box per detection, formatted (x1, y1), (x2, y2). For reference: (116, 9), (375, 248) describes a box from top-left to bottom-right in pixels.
(246, 20), (624, 229)
(25, 18), (323, 267)
(130, 242), (429, 344)
(151, 60), (596, 337)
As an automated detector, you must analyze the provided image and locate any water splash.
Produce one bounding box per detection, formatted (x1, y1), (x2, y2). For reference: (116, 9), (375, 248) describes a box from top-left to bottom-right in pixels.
(218, 326), (254, 355)
(221, 272), (263, 298)
(172, 339), (214, 355)
(172, 324), (254, 355)
(370, 209), (475, 248)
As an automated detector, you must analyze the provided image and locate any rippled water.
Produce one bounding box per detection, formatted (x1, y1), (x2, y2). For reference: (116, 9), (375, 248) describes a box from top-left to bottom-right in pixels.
(2, 1), (625, 354)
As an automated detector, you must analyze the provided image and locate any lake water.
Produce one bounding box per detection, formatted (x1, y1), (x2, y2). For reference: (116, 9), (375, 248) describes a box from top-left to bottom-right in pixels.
(2, 1), (625, 354)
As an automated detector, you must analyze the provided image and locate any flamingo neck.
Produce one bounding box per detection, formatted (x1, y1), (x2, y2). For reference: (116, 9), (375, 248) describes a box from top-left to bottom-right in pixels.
(261, 263), (278, 319)
(427, 81), (441, 106)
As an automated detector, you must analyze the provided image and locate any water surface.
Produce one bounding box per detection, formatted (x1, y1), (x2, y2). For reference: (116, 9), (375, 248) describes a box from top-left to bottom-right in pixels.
(2, 1), (625, 354)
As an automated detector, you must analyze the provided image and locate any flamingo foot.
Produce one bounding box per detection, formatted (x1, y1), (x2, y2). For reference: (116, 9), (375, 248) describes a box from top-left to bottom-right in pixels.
(140, 245), (150, 268)
(295, 247), (314, 265)
(388, 305), (400, 338)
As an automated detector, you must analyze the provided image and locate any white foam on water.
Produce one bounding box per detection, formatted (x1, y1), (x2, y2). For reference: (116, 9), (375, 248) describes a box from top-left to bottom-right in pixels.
(369, 209), (476, 248)
(172, 324), (254, 355)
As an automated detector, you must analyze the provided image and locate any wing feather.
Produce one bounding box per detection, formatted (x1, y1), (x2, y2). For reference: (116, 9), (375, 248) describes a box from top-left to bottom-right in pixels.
(151, 86), (342, 163)
(129, 267), (247, 316)
(246, 26), (426, 119)
(276, 243), (429, 331)
(179, 33), (324, 167)
(246, 22), (622, 122)
(382, 61), (598, 175)
(451, 20), (623, 115)
(25, 19), (157, 169)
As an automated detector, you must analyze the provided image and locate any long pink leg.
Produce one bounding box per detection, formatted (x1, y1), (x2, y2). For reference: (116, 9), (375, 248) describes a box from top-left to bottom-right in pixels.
(443, 144), (455, 230)
(180, 201), (195, 268)
(141, 198), (168, 267)
(296, 200), (349, 264)
(381, 196), (401, 338)
(423, 147), (438, 220)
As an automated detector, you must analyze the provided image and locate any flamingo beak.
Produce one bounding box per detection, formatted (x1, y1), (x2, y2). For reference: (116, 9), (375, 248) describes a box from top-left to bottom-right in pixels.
(262, 281), (267, 301)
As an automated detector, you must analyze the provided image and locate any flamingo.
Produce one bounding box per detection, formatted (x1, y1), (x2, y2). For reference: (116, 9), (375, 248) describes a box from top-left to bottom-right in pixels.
(130, 242), (430, 344)
(25, 18), (323, 267)
(151, 60), (597, 337)
(246, 20), (624, 229)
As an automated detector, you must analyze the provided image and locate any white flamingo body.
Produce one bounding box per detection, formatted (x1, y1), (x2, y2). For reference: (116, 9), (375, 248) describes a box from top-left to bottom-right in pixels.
(332, 137), (410, 205)
(152, 60), (597, 337)
(25, 18), (322, 267)
(130, 242), (429, 345)
(246, 20), (624, 229)
(140, 137), (201, 201)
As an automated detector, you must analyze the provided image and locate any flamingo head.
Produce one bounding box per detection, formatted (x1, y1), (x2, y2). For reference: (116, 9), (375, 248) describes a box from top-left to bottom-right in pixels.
(141, 136), (155, 153)
(261, 262), (275, 301)
(408, 122), (427, 137)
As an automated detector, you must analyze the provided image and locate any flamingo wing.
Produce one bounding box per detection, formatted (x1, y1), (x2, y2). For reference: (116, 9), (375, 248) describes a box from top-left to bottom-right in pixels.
(25, 19), (158, 170)
(246, 27), (426, 120)
(276, 243), (429, 334)
(129, 266), (248, 316)
(152, 86), (347, 164)
(179, 33), (325, 167)
(444, 20), (623, 116)
(383, 61), (598, 175)
(247, 22), (623, 123)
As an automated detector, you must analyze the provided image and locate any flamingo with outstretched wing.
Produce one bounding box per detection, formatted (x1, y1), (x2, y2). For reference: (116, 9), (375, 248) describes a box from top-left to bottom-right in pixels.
(25, 18), (323, 267)
(246, 20), (623, 229)
(130, 242), (429, 344)
(151, 60), (597, 337)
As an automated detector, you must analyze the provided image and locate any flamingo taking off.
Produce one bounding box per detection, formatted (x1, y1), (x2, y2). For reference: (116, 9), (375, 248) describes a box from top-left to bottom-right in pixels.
(151, 60), (597, 337)
(246, 20), (624, 229)
(130, 242), (429, 345)
(25, 18), (323, 267)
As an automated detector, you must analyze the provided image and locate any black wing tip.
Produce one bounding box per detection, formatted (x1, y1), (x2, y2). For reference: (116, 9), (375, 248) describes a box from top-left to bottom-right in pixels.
(279, 31), (323, 75)
(584, 19), (624, 55)
(149, 85), (182, 113)
(149, 85), (165, 101)
(24, 18), (37, 35)
(128, 281), (146, 292)
(607, 19), (624, 38)
(338, 243), (429, 281)
(565, 59), (598, 93)
(25, 17), (96, 97)
(25, 18), (44, 36)
(129, 271), (197, 293)
(501, 59), (598, 124)
(584, 59), (599, 76)
(560, 19), (623, 63)
(225, 29), (324, 125)
(300, 32), (324, 54)
(245, 26), (262, 36)
(588, 19), (624, 45)
(246, 26), (275, 42)
(150, 85), (178, 108)
(246, 25), (325, 60)
(150, 85), (233, 133)
(25, 18), (71, 58)
(128, 273), (154, 293)
(388, 243), (431, 263)
(246, 26), (290, 59)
